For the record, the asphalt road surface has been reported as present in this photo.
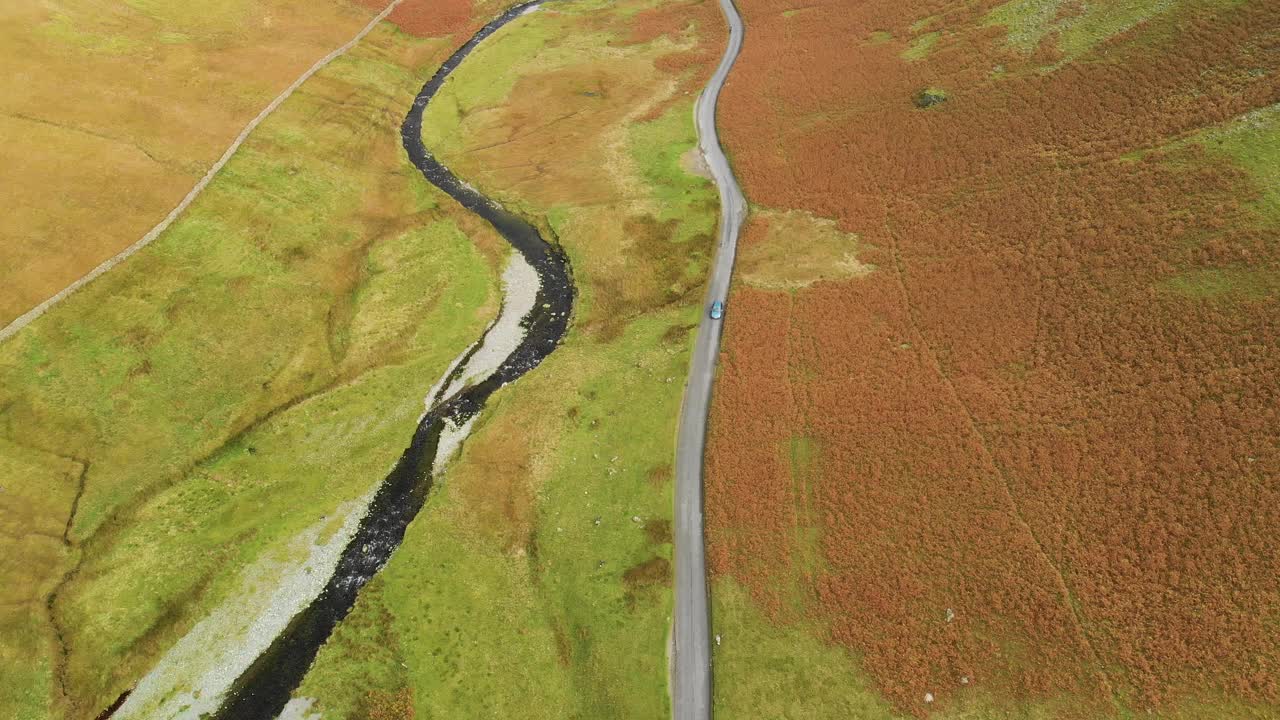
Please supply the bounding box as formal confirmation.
[673,0,746,718]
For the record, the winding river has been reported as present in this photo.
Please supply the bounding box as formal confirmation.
[206,2,573,717]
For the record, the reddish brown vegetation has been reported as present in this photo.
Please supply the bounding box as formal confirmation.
[623,556,672,609]
[708,0,1280,715]
[356,0,475,37]
[623,0,726,121]
[627,0,722,47]
[360,687,415,720]
[624,556,672,587]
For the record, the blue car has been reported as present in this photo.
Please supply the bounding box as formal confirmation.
[710,300,725,320]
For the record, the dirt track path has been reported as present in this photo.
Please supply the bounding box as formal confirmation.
[0,0,406,346]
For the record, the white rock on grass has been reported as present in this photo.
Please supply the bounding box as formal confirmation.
[112,489,377,720]
[435,415,478,471]
[276,697,323,720]
[430,253,540,408]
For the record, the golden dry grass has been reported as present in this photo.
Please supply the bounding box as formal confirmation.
[0,0,378,326]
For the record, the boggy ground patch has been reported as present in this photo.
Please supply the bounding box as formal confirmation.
[451,402,540,555]
[358,687,416,720]
[583,214,712,340]
[737,208,873,291]
[622,556,671,608]
[428,49,680,207]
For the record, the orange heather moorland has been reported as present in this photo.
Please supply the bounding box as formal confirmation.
[707,0,1280,716]
[356,0,479,37]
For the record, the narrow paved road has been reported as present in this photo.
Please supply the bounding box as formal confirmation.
[673,1,745,718]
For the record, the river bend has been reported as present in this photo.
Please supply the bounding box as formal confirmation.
[207,2,572,717]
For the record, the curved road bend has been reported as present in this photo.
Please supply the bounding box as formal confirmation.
[673,0,746,719]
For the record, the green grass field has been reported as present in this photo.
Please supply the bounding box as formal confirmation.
[1150,102,1280,299]
[296,0,721,716]
[1200,102,1280,223]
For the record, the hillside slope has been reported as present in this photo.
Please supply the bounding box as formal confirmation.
[0,0,379,327]
[0,1,724,717]
[707,0,1280,717]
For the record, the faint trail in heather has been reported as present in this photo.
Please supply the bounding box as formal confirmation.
[880,216,1122,710]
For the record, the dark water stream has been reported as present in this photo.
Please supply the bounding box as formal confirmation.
[206,2,572,717]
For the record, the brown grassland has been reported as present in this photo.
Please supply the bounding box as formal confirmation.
[0,0,386,328]
[707,0,1280,717]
